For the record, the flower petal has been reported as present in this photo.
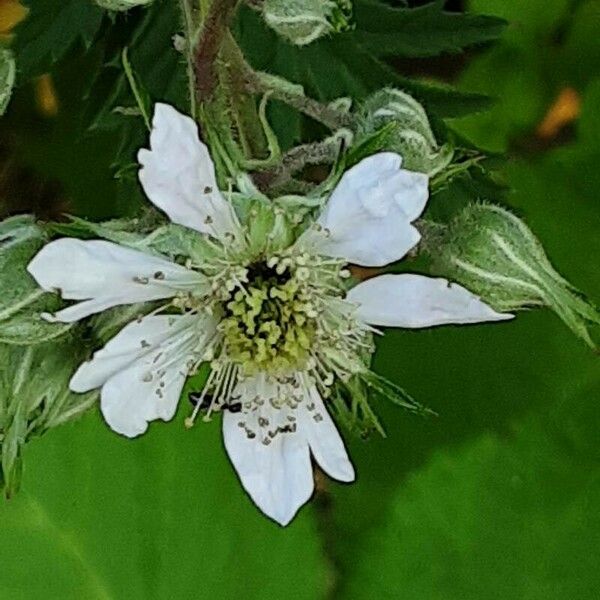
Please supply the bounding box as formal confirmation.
[223,380,313,526]
[70,313,202,392]
[27,239,204,322]
[71,314,214,438]
[302,152,429,267]
[138,103,238,238]
[347,273,513,328]
[300,387,354,483]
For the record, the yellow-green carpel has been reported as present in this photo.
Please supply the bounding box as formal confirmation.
[220,262,317,375]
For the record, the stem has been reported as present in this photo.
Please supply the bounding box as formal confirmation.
[220,32,268,159]
[193,0,240,103]
[252,138,341,192]
[178,0,198,116]
[246,70,354,130]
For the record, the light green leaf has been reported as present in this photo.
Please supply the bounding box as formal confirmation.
[0,410,328,598]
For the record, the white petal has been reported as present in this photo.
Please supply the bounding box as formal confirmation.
[100,359,187,438]
[71,314,215,438]
[27,239,204,322]
[311,219,422,269]
[347,273,513,328]
[138,103,238,238]
[223,398,313,526]
[302,152,429,267]
[70,313,201,392]
[300,387,354,483]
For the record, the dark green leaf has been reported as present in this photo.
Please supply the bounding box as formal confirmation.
[354,0,507,58]
[14,0,104,78]
[344,376,600,599]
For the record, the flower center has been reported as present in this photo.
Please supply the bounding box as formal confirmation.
[219,260,317,375]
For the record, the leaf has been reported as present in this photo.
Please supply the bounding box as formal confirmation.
[343,375,600,599]
[0,48,15,115]
[449,42,547,152]
[354,0,507,58]
[0,341,96,497]
[325,63,600,596]
[235,5,498,148]
[0,409,329,598]
[0,216,72,344]
[13,0,104,78]
[89,0,188,168]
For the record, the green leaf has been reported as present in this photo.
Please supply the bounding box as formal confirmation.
[89,0,187,168]
[0,216,72,344]
[354,0,507,58]
[14,0,104,78]
[469,0,570,45]
[0,48,16,116]
[236,3,498,150]
[0,341,96,498]
[449,43,547,152]
[343,376,600,599]
[0,410,328,598]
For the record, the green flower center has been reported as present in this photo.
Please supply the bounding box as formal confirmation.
[220,261,317,375]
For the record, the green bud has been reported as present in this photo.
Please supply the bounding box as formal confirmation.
[426,203,600,348]
[0,49,15,117]
[357,88,453,176]
[262,0,353,46]
[94,0,153,11]
[0,341,96,497]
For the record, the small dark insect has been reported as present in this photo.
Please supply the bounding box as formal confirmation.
[188,392,242,413]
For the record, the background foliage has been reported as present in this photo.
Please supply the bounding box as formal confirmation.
[0,0,598,598]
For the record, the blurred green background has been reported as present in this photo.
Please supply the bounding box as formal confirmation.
[0,0,599,598]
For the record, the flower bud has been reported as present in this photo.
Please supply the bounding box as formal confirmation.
[94,0,153,11]
[262,0,353,46]
[426,203,600,348]
[357,88,453,176]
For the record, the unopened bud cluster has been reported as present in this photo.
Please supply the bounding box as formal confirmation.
[262,0,353,46]
[427,203,600,347]
[357,88,453,176]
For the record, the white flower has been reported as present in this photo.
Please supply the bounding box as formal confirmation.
[27,104,512,526]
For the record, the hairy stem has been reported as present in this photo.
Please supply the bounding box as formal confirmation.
[252,138,342,192]
[194,0,240,103]
[220,32,268,159]
[246,70,354,130]
[178,0,198,116]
